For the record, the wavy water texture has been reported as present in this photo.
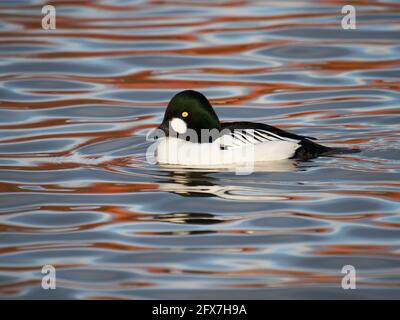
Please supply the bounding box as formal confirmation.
[0,0,400,299]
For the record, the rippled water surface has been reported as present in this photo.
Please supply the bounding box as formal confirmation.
[1,0,400,299]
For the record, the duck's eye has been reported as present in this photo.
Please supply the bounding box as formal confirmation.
[181,111,189,118]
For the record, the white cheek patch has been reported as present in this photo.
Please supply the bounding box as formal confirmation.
[170,117,187,134]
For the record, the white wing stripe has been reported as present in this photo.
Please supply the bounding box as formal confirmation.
[232,130,269,144]
[233,132,248,145]
[258,129,299,142]
[245,130,272,142]
[258,129,283,140]
[254,130,277,141]
[219,128,300,149]
[236,131,249,142]
[242,130,259,143]
[253,132,271,142]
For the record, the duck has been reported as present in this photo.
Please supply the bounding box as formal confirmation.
[153,90,338,166]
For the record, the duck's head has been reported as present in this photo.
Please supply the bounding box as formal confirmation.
[157,90,221,141]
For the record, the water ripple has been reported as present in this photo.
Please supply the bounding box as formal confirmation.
[0,0,400,299]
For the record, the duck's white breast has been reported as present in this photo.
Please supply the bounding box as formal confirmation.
[156,137,300,166]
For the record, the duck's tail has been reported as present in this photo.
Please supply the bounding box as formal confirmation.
[293,139,361,160]
[321,146,361,156]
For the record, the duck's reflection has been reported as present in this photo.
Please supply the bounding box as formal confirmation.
[153,212,228,225]
[156,160,300,200]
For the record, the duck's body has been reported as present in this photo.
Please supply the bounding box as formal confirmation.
[157,137,299,166]
[154,90,334,166]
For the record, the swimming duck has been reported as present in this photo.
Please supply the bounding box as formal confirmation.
[154,90,334,166]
